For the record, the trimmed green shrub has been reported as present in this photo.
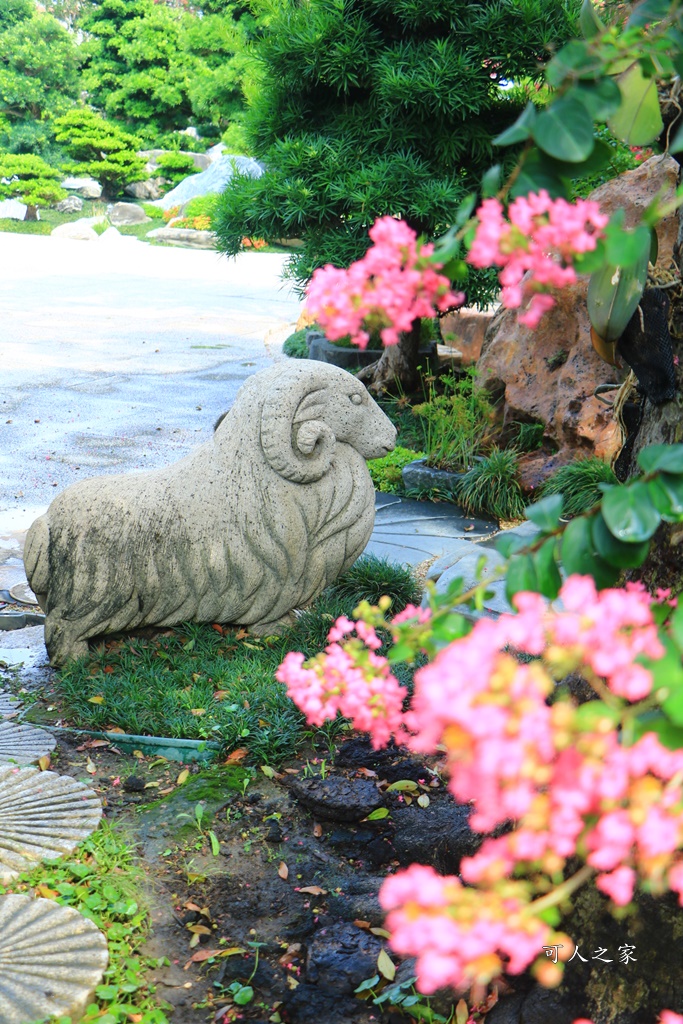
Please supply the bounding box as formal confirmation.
[540,456,619,517]
[153,152,201,192]
[282,329,309,358]
[368,446,425,494]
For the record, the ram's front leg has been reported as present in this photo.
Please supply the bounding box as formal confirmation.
[43,613,90,667]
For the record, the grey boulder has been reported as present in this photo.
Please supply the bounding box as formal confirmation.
[55,196,83,214]
[60,177,102,200]
[106,202,150,226]
[155,154,264,210]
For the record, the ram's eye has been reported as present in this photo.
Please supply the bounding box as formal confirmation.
[350,393,363,405]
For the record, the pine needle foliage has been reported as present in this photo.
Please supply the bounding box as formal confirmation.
[214,0,579,294]
[540,456,619,517]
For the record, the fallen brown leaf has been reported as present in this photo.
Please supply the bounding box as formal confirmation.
[35,884,58,899]
[211,624,225,635]
[356,767,377,778]
[88,695,105,704]
[353,919,370,930]
[37,755,51,771]
[176,768,190,786]
[313,823,323,838]
[298,885,326,896]
[85,757,97,775]
[190,708,206,716]
[278,862,289,880]
[213,690,228,701]
[283,768,299,775]
[224,748,248,765]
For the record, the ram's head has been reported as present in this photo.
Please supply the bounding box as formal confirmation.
[260,364,396,483]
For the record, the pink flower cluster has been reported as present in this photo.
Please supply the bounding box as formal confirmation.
[575,1016,683,1024]
[305,216,464,348]
[379,864,551,993]
[275,617,407,749]
[468,191,607,327]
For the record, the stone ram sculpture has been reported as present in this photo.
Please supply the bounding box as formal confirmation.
[24,362,397,667]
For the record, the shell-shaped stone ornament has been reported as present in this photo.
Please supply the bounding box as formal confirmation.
[0,721,56,764]
[0,894,109,1023]
[0,764,102,882]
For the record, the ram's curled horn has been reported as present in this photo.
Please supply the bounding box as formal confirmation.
[260,367,336,483]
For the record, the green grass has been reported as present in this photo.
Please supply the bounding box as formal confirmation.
[540,456,619,517]
[50,558,420,766]
[452,447,526,521]
[8,823,171,1024]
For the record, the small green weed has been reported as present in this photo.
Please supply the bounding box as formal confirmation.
[8,823,171,1024]
[452,447,526,521]
[412,368,494,472]
[509,421,545,452]
[356,971,455,1022]
[50,558,420,765]
[367,446,425,494]
[540,456,619,517]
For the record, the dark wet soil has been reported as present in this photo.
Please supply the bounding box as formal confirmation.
[46,732,481,1024]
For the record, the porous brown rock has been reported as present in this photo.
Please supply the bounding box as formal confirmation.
[477,155,680,481]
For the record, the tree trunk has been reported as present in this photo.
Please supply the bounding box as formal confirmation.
[357,318,424,393]
[24,205,38,222]
[620,202,683,595]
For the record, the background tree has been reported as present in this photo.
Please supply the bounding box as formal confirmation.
[78,0,193,139]
[0,8,80,158]
[0,154,67,220]
[213,0,580,387]
[53,108,147,196]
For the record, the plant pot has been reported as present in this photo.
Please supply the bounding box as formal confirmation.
[40,725,221,763]
[401,458,467,492]
[306,330,437,371]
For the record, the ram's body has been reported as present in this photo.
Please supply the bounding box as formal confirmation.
[24,363,397,666]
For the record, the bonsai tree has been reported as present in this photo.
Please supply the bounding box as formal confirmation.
[0,153,66,220]
[152,151,200,194]
[213,0,580,388]
[53,108,147,198]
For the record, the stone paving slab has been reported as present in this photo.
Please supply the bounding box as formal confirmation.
[367,494,497,567]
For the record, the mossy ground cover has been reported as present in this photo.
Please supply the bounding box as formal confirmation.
[46,558,420,767]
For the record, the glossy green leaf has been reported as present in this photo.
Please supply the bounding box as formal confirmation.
[545,40,593,87]
[533,537,562,599]
[505,553,538,603]
[670,602,683,651]
[481,164,502,198]
[366,807,390,820]
[561,515,619,587]
[496,532,533,557]
[627,0,672,27]
[591,512,650,567]
[604,222,653,269]
[580,0,605,37]
[637,444,683,475]
[510,150,570,200]
[608,63,664,145]
[601,481,662,542]
[493,102,536,146]
[574,238,607,274]
[647,473,683,521]
[532,96,595,162]
[586,238,649,342]
[573,79,621,120]
[526,494,564,532]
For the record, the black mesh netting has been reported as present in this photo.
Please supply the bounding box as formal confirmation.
[617,287,676,405]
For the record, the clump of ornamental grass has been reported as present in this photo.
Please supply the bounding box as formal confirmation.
[540,456,618,517]
[452,447,526,521]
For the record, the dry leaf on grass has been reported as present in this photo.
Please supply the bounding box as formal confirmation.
[224,748,248,765]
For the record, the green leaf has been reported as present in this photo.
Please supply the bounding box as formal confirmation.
[545,39,593,87]
[575,700,622,730]
[580,0,605,38]
[233,985,254,1006]
[608,63,664,146]
[208,830,220,857]
[496,533,534,557]
[494,102,536,146]
[561,516,619,588]
[366,807,390,820]
[604,222,653,269]
[632,711,683,749]
[386,779,419,792]
[355,975,381,994]
[627,0,672,27]
[601,481,662,542]
[587,244,649,342]
[637,444,683,475]
[377,948,396,981]
[671,602,683,651]
[481,163,502,198]
[645,636,683,706]
[526,493,564,532]
[505,553,538,604]
[537,906,562,927]
[669,121,683,154]
[532,96,595,162]
[591,512,651,568]
[431,612,470,643]
[510,150,570,200]
[647,473,683,521]
[573,79,621,120]
[574,238,607,274]
[533,538,562,599]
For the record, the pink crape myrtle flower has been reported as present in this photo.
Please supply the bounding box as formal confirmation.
[305,216,464,349]
[468,191,607,327]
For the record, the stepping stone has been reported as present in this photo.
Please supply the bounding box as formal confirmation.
[0,764,102,882]
[0,894,108,1023]
[367,496,496,567]
[0,722,55,765]
[0,691,22,720]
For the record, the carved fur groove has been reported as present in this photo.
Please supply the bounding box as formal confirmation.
[24,363,397,667]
